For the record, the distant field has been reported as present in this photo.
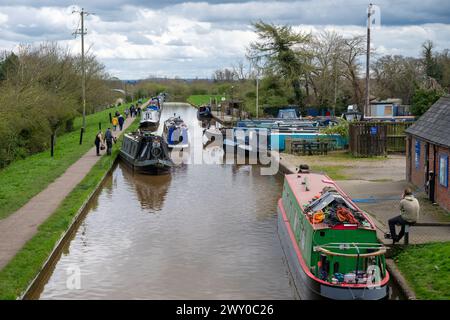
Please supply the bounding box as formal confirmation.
[187,95,227,107]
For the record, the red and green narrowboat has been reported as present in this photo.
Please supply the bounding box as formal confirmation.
[277,171,389,300]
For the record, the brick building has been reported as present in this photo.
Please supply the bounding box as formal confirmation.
[405,95,450,211]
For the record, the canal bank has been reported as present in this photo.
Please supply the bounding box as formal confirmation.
[0,114,140,299]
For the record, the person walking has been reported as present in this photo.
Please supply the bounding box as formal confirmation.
[130,105,134,118]
[137,106,141,117]
[112,116,118,131]
[94,131,104,156]
[118,114,125,131]
[386,188,420,244]
[104,128,113,155]
[124,108,129,119]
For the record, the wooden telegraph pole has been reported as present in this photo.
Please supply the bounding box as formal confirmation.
[73,8,90,144]
[365,3,373,118]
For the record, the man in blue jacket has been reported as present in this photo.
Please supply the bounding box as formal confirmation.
[118,114,125,131]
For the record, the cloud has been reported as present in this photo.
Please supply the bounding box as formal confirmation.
[0,1,449,79]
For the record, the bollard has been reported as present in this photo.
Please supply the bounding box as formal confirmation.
[51,134,55,157]
[99,122,102,130]
[404,225,410,245]
[79,127,84,145]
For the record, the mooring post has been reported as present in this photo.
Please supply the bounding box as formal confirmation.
[79,127,84,145]
[51,134,55,158]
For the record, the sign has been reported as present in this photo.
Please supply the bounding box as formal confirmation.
[415,140,421,169]
[370,126,377,135]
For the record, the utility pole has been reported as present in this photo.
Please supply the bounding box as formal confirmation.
[73,8,90,144]
[365,3,373,118]
[256,76,259,119]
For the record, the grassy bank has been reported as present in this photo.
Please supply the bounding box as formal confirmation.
[0,101,137,220]
[393,242,450,300]
[0,118,140,299]
[187,95,226,107]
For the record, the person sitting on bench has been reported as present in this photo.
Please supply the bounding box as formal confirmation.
[385,188,420,243]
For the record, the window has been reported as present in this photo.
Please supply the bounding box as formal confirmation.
[415,140,421,169]
[439,154,448,188]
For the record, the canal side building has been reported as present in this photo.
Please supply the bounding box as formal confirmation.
[405,95,450,211]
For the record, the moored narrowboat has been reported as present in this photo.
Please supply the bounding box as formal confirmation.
[163,116,189,149]
[197,105,212,119]
[120,130,174,174]
[140,104,161,131]
[277,171,389,300]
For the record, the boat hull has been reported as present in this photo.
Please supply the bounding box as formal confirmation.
[139,120,160,131]
[277,205,388,300]
[119,151,173,174]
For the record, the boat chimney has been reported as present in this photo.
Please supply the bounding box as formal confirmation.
[297,164,310,174]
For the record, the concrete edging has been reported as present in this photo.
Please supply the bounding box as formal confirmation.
[19,156,120,300]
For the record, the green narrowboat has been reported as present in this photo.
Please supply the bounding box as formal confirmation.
[277,171,389,300]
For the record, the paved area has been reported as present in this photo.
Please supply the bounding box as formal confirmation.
[211,111,239,126]
[0,116,135,270]
[279,152,450,245]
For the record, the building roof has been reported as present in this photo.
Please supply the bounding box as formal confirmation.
[405,95,450,148]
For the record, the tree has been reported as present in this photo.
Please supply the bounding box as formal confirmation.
[410,88,443,117]
[422,40,442,81]
[372,55,422,104]
[309,31,346,108]
[247,21,313,110]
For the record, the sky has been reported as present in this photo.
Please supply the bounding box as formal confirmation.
[0,0,449,79]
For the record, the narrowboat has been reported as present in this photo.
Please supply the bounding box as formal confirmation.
[140,104,161,131]
[162,116,189,149]
[120,130,174,174]
[277,171,389,300]
[197,105,212,119]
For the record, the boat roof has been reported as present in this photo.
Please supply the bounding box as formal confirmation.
[284,173,376,231]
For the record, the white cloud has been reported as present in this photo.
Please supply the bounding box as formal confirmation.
[0,1,449,79]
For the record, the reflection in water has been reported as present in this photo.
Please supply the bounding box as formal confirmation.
[119,162,172,212]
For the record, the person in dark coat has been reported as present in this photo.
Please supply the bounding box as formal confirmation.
[105,128,113,155]
[118,114,125,131]
[94,131,104,156]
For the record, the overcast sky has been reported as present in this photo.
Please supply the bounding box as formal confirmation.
[0,0,449,79]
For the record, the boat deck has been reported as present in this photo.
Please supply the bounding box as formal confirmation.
[284,173,376,231]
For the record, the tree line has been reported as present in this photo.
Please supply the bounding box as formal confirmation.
[0,43,120,168]
[210,22,449,117]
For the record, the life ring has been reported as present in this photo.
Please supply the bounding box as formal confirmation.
[151,146,162,158]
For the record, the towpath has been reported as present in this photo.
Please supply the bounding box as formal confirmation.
[0,114,137,270]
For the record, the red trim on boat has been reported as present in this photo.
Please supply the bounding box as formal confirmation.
[278,198,390,288]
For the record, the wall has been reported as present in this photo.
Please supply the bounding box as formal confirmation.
[406,135,450,211]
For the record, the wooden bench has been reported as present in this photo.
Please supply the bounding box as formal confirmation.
[291,140,329,156]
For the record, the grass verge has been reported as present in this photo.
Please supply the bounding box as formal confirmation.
[393,242,450,300]
[310,164,349,180]
[187,95,227,107]
[0,119,139,300]
[0,101,138,220]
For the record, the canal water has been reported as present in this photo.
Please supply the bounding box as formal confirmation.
[29,103,403,300]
